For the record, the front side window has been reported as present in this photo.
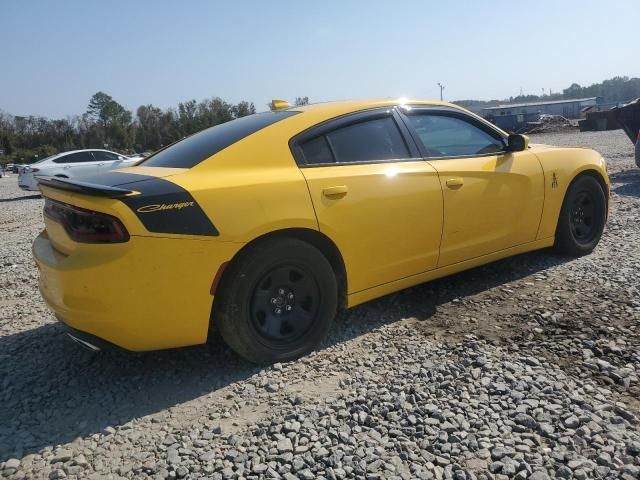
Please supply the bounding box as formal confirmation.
[406,114,504,157]
[93,151,120,161]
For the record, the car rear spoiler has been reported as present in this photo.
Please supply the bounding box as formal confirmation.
[611,98,640,144]
[36,176,134,198]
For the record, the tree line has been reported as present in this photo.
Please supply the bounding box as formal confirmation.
[2,76,638,164]
[0,92,258,164]
[455,76,640,109]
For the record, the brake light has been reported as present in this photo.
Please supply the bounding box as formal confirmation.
[44,199,129,243]
[31,168,40,173]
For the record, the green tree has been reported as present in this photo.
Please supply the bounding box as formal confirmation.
[232,101,256,118]
[85,92,132,148]
[87,91,131,127]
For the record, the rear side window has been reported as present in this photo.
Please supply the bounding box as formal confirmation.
[299,136,333,165]
[298,116,410,165]
[406,114,504,157]
[141,111,298,168]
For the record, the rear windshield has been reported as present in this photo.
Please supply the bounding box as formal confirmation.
[140,110,299,168]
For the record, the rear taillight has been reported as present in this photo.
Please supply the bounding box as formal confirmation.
[44,199,129,243]
[31,168,40,173]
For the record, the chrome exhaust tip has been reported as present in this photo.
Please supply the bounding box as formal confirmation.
[67,333,101,352]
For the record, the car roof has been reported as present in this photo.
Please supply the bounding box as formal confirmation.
[273,98,488,133]
[57,149,116,155]
[36,149,119,162]
[287,98,454,115]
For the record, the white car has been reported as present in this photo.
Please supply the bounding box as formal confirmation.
[18,149,143,191]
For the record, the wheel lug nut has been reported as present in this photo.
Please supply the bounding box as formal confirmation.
[270,298,277,304]
[278,288,285,295]
[286,305,292,311]
[288,293,294,300]
[275,308,282,314]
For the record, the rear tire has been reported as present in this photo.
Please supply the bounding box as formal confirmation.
[214,238,338,364]
[554,175,606,256]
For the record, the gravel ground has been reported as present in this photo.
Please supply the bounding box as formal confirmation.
[1,129,639,480]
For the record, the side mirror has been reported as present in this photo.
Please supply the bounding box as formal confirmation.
[506,134,529,152]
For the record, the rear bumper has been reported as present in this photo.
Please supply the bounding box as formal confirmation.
[19,183,39,191]
[33,230,240,351]
[18,173,38,191]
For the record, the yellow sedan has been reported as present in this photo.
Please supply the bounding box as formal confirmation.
[33,99,609,363]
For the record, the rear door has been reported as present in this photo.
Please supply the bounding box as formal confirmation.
[400,108,545,266]
[295,108,443,294]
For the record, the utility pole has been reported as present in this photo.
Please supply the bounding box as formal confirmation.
[437,82,445,101]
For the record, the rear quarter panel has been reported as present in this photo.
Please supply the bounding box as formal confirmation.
[532,145,609,240]
[172,119,320,243]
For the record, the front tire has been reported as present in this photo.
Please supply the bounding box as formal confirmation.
[214,238,338,364]
[554,175,606,256]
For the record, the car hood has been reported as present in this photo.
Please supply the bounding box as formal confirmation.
[528,143,584,152]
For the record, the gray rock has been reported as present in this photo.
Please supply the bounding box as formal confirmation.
[4,459,20,469]
[555,466,572,479]
[298,469,315,480]
[563,415,580,429]
[528,472,551,480]
[253,463,268,473]
[167,449,181,465]
[514,413,538,430]
[51,449,73,463]
[596,452,611,466]
[277,438,293,453]
[176,466,189,478]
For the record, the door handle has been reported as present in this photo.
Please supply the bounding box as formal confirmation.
[98,163,104,166]
[63,166,71,169]
[445,177,464,188]
[322,185,348,198]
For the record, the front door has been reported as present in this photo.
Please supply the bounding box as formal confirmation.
[93,150,125,173]
[401,110,545,266]
[295,110,443,294]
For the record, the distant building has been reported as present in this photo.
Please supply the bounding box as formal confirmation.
[482,97,601,117]
[481,97,603,131]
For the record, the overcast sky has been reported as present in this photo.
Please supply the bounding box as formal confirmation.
[2,0,639,118]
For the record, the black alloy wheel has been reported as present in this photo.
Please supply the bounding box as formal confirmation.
[250,264,320,345]
[555,174,606,256]
[214,237,338,364]
[569,191,598,244]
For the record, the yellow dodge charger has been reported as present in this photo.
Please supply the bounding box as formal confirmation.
[33,99,609,363]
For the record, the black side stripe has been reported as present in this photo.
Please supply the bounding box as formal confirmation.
[46,171,219,237]
[121,178,219,237]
